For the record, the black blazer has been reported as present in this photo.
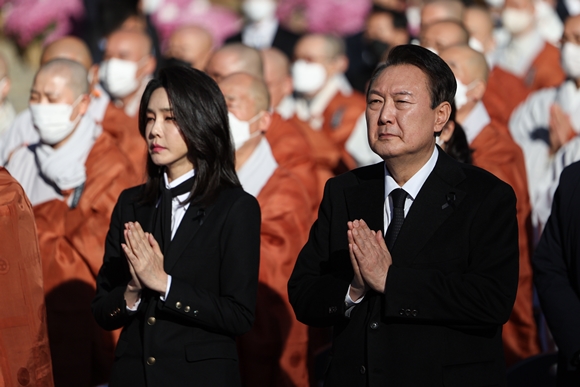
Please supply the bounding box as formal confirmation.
[288,148,519,387]
[226,24,300,60]
[533,161,580,386]
[92,185,261,387]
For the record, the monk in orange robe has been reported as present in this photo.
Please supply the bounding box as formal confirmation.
[0,168,54,387]
[266,112,319,212]
[442,45,539,365]
[220,73,312,386]
[6,59,140,386]
[483,66,530,131]
[99,29,156,183]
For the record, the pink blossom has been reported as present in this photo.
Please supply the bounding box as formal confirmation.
[3,0,84,47]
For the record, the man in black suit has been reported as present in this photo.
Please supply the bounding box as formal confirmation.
[225,0,299,59]
[288,44,519,386]
[534,161,580,386]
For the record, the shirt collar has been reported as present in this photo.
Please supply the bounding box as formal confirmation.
[164,169,195,189]
[384,146,438,200]
[462,101,491,144]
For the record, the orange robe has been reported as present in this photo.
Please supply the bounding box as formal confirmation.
[0,168,54,387]
[485,43,565,130]
[102,102,148,183]
[266,112,319,212]
[471,122,540,365]
[237,167,312,387]
[290,90,367,200]
[33,132,140,387]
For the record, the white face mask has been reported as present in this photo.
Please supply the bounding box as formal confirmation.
[469,37,485,53]
[501,8,534,35]
[454,78,477,110]
[142,0,164,14]
[30,96,83,145]
[228,111,262,150]
[562,42,580,79]
[242,0,277,22]
[292,60,327,94]
[99,58,141,98]
[486,0,504,8]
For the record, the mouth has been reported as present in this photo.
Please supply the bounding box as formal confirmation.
[150,144,166,153]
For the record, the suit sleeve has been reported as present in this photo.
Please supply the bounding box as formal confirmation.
[92,189,136,331]
[161,194,261,336]
[383,182,519,326]
[533,165,580,371]
[288,178,352,327]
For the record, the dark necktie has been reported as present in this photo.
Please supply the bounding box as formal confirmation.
[153,176,195,255]
[385,188,407,250]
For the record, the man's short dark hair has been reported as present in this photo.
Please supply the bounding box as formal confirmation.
[367,44,456,109]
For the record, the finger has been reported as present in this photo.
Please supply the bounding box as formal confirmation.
[349,243,362,277]
[347,221,354,230]
[347,229,355,245]
[375,230,389,251]
[148,233,163,257]
[121,243,137,264]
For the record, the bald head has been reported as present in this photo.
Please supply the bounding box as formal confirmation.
[35,58,89,99]
[219,72,270,116]
[205,43,263,83]
[441,45,489,84]
[261,48,292,108]
[105,29,153,61]
[41,36,93,70]
[421,0,465,28]
[295,33,346,60]
[166,25,214,70]
[421,20,469,54]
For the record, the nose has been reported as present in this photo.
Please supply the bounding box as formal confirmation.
[379,99,395,125]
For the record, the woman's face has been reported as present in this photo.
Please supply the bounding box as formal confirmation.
[145,87,193,179]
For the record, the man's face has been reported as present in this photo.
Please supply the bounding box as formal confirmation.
[420,22,465,54]
[104,33,150,79]
[205,51,242,84]
[294,36,338,80]
[366,13,397,44]
[366,64,443,161]
[562,16,580,45]
[166,30,211,70]
[219,78,260,129]
[30,72,75,106]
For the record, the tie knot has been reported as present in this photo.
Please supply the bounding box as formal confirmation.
[390,188,407,209]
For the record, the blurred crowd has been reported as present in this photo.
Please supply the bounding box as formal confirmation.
[1,0,579,385]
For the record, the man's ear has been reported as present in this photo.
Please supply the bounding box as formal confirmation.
[434,101,451,133]
[439,119,456,143]
[258,110,272,133]
[139,55,157,78]
[331,55,349,75]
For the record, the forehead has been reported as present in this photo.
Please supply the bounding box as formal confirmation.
[106,33,144,57]
[148,87,169,107]
[425,23,462,43]
[370,64,431,96]
[219,78,252,101]
[295,36,326,56]
[440,48,466,71]
[33,71,70,93]
[565,16,580,34]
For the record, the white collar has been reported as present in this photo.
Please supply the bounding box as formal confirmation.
[294,74,353,129]
[556,80,580,133]
[237,137,278,197]
[164,168,195,202]
[462,101,491,144]
[498,29,545,76]
[384,146,438,201]
[242,18,278,49]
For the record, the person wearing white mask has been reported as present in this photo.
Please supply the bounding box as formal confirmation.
[218,72,312,387]
[225,0,299,59]
[5,58,139,387]
[510,15,580,233]
[496,0,565,94]
[463,5,502,68]
[0,54,15,136]
[419,19,469,55]
[99,29,155,181]
[440,44,539,367]
[290,33,368,196]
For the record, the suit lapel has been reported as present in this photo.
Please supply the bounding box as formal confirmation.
[390,150,467,264]
[164,201,216,273]
[344,163,385,233]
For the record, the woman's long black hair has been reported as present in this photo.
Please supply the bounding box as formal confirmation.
[137,66,240,206]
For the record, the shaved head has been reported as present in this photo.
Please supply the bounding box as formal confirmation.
[105,29,153,61]
[205,43,263,83]
[166,25,214,70]
[440,45,489,83]
[220,72,270,114]
[421,0,465,27]
[296,33,346,60]
[421,20,469,54]
[261,48,292,108]
[36,58,89,99]
[41,36,93,70]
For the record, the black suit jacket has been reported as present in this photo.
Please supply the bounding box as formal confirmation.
[288,148,519,387]
[533,161,580,386]
[92,185,261,387]
[226,23,300,60]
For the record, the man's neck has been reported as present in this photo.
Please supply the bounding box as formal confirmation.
[235,135,263,171]
[384,148,434,186]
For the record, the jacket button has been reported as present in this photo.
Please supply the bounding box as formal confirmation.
[193,310,199,317]
[328,306,337,313]
[147,357,156,365]
[184,306,191,313]
[360,365,366,374]
[147,317,156,325]
[399,309,405,316]
[405,309,411,316]
[370,321,379,329]
[412,309,418,317]
[175,302,182,309]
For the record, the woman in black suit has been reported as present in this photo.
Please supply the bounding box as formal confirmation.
[92,66,261,386]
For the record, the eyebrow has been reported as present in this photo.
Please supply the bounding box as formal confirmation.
[147,107,173,113]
